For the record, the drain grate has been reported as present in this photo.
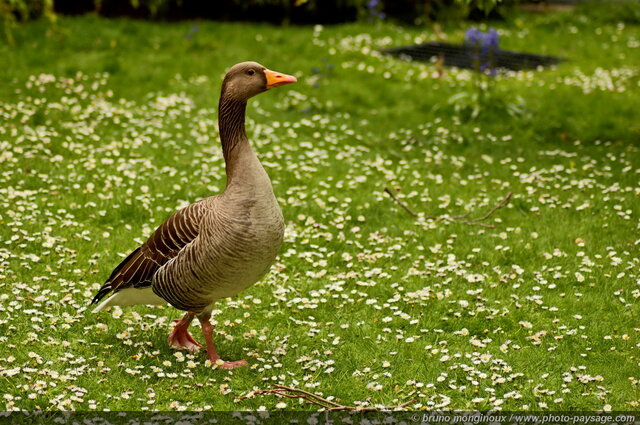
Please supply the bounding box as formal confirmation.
[382,42,565,71]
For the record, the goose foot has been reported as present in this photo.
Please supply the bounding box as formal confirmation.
[168,312,203,352]
[198,313,248,370]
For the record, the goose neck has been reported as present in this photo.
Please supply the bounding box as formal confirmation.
[218,96,248,163]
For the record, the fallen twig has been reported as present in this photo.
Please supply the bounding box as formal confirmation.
[467,191,512,222]
[238,384,415,411]
[384,187,513,228]
[383,187,418,217]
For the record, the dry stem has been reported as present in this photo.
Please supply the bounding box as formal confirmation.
[383,187,418,217]
[238,384,415,412]
[384,187,513,228]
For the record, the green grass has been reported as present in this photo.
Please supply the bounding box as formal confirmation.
[0,7,639,412]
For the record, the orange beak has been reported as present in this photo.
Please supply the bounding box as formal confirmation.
[264,69,297,89]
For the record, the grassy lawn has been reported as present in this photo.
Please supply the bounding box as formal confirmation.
[0,6,639,412]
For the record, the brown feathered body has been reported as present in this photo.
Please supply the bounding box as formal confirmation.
[91,63,285,315]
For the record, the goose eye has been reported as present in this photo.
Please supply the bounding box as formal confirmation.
[246,69,255,76]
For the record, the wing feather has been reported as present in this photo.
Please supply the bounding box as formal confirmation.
[91,202,206,306]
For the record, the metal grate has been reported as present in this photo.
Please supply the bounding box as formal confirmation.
[381,42,565,71]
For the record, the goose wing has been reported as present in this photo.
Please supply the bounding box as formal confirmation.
[91,201,206,305]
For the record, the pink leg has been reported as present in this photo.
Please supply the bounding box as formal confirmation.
[198,313,248,369]
[167,312,203,352]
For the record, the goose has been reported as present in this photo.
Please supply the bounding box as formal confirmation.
[91,62,296,369]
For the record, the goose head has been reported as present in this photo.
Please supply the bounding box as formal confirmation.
[221,61,297,101]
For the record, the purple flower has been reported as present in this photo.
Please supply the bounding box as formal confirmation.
[465,27,482,46]
[366,0,384,20]
[464,27,500,75]
[487,28,499,50]
[465,27,482,66]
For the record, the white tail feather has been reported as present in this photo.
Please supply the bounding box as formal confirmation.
[92,287,166,313]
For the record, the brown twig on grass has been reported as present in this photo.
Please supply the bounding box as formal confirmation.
[383,187,418,217]
[384,187,513,228]
[468,191,513,222]
[237,384,415,411]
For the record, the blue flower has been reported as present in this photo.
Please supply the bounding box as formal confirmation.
[487,28,499,50]
[464,27,482,47]
[464,27,500,75]
[366,0,384,20]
